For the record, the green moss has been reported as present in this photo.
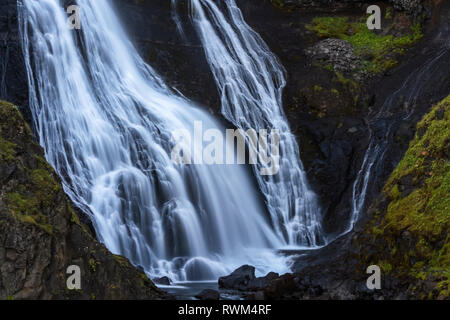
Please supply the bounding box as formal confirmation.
[385,7,393,20]
[0,137,17,162]
[366,95,450,298]
[270,0,291,11]
[89,258,99,272]
[334,72,360,109]
[0,100,32,137]
[335,72,359,93]
[389,184,401,200]
[139,272,154,288]
[69,206,81,225]
[313,85,323,94]
[384,96,450,238]
[378,260,393,273]
[4,155,62,235]
[306,16,423,74]
[306,17,351,39]
[113,254,130,267]
[6,192,54,234]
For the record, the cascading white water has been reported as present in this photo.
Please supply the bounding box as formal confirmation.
[189,0,325,247]
[19,0,292,281]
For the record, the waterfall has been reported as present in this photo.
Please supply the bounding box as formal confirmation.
[171,0,187,41]
[18,0,292,281]
[190,0,325,247]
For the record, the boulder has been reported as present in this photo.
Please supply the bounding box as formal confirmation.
[218,265,256,290]
[305,39,366,82]
[153,276,172,285]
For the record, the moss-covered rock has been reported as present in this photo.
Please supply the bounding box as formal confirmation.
[0,101,166,300]
[358,95,450,299]
[306,13,423,75]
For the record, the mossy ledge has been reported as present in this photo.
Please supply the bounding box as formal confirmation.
[358,95,450,299]
[306,12,423,75]
[0,100,166,299]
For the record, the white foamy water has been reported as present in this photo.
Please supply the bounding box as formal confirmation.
[19,0,292,281]
[190,0,325,246]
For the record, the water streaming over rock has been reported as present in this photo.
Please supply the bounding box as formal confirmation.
[19,0,294,281]
[348,31,450,234]
[190,0,325,247]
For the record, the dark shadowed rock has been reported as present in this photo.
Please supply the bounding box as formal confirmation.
[263,274,300,299]
[245,291,265,300]
[153,276,172,285]
[195,289,220,300]
[218,265,255,290]
[247,272,280,291]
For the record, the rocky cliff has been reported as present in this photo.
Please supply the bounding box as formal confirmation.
[241,95,448,300]
[0,100,166,299]
[356,95,449,299]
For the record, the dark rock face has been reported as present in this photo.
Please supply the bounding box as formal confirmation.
[271,0,375,12]
[390,0,428,15]
[247,272,280,291]
[195,289,220,300]
[0,101,166,300]
[272,0,428,16]
[0,0,29,122]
